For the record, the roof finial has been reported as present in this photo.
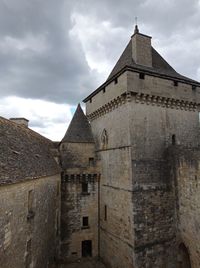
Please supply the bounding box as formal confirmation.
[134,16,139,34]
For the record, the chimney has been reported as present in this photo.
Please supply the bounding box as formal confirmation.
[131,25,152,67]
[9,117,29,127]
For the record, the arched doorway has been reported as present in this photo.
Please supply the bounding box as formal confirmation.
[178,243,192,268]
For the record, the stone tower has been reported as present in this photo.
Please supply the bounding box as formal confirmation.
[83,26,200,268]
[59,104,100,262]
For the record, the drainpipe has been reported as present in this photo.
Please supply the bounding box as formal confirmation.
[98,173,101,259]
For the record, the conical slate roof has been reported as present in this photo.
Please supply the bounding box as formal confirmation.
[62,104,94,143]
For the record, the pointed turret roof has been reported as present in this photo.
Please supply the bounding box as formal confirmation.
[62,104,94,143]
[83,28,200,103]
[107,40,196,82]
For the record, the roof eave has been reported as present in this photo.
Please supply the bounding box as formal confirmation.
[83,66,200,103]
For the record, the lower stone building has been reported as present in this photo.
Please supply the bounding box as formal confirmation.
[0,117,60,268]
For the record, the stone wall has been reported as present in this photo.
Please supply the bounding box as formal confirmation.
[60,174,99,261]
[129,93,199,267]
[86,72,128,115]
[89,102,135,268]
[169,147,200,268]
[60,141,100,262]
[127,71,200,104]
[85,47,200,267]
[0,174,60,268]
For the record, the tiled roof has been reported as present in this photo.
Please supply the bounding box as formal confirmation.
[61,104,94,143]
[83,36,200,102]
[0,116,60,185]
[107,39,198,83]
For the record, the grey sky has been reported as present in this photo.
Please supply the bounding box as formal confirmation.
[0,0,200,139]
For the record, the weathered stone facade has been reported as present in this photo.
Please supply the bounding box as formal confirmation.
[0,117,60,268]
[0,175,60,268]
[83,26,200,268]
[1,25,200,268]
[59,105,100,262]
[168,147,200,268]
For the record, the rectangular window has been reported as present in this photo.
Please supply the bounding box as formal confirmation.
[102,87,106,93]
[82,182,88,194]
[89,98,92,103]
[192,85,196,91]
[104,205,107,221]
[139,73,145,79]
[114,78,118,84]
[174,81,178,87]
[82,216,89,227]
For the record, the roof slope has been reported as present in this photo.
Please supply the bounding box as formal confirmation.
[62,104,94,143]
[107,39,198,84]
[0,117,59,185]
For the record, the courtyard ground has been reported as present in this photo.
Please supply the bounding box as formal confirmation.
[56,258,107,268]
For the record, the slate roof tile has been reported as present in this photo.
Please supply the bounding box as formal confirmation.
[0,116,60,185]
[62,104,94,143]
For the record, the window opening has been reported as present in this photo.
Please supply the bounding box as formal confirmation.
[139,73,145,79]
[104,205,107,221]
[89,157,94,166]
[82,240,92,257]
[172,134,176,145]
[82,182,88,194]
[82,216,89,227]
[174,81,178,87]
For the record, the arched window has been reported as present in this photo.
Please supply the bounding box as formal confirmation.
[172,134,176,145]
[101,129,108,149]
[178,243,191,268]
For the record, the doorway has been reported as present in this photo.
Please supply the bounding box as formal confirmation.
[178,243,192,268]
[82,240,92,257]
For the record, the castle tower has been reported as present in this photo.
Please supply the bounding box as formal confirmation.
[83,26,200,268]
[59,104,100,262]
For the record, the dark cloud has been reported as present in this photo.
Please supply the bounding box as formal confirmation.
[73,0,200,81]
[0,0,200,106]
[0,0,99,104]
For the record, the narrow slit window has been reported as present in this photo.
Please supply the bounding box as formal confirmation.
[28,190,34,213]
[27,190,35,220]
[172,134,176,145]
[104,205,107,221]
[57,181,60,196]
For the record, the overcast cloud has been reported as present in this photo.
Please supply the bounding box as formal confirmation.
[0,0,200,140]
